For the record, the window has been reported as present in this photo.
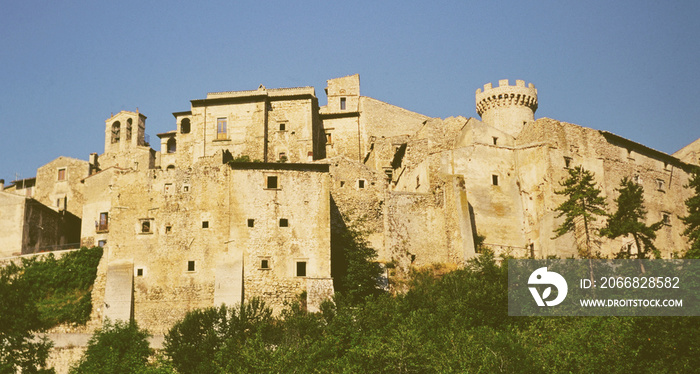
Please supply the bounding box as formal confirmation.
[247,219,254,227]
[140,219,153,234]
[98,240,107,247]
[633,174,640,184]
[340,97,346,110]
[180,118,191,134]
[564,157,572,169]
[202,221,209,229]
[358,179,365,189]
[260,258,270,269]
[164,183,173,194]
[167,138,176,153]
[217,118,227,140]
[656,179,665,192]
[183,184,190,193]
[278,152,287,162]
[98,212,109,232]
[266,175,279,189]
[492,137,498,145]
[187,261,196,272]
[340,181,345,188]
[325,132,332,144]
[279,122,286,131]
[136,268,144,277]
[307,151,313,161]
[279,218,289,227]
[662,212,671,225]
[296,261,307,277]
[165,225,172,234]
[57,168,66,181]
[492,175,499,186]
[111,121,121,143]
[126,118,133,141]
[384,168,393,180]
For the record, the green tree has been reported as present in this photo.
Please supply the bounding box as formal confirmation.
[601,177,662,259]
[553,166,608,258]
[0,263,54,374]
[680,171,700,258]
[70,320,167,374]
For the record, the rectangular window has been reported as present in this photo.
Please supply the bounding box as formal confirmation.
[279,218,289,227]
[296,261,307,277]
[165,225,172,234]
[358,179,365,189]
[564,157,572,169]
[217,118,227,140]
[492,137,498,145]
[98,212,109,232]
[266,175,278,189]
[279,122,286,131]
[656,179,665,191]
[492,175,499,186]
[340,97,346,110]
[279,152,286,162]
[57,168,66,181]
[247,219,255,227]
[140,219,153,234]
[662,212,671,225]
[98,240,107,247]
[164,183,173,194]
[136,268,144,277]
[325,133,332,144]
[260,258,270,269]
[202,221,209,229]
[187,261,196,272]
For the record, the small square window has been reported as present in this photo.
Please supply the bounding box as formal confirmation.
[662,213,671,225]
[140,219,153,234]
[340,97,346,110]
[202,221,209,229]
[296,261,307,277]
[183,185,190,193]
[564,157,572,169]
[98,240,107,247]
[358,179,365,189]
[247,219,255,227]
[165,225,172,234]
[656,179,665,191]
[57,168,66,181]
[260,259,270,269]
[187,261,195,272]
[279,218,289,227]
[279,152,287,162]
[136,268,144,277]
[266,175,279,189]
[279,122,286,131]
[492,175,499,186]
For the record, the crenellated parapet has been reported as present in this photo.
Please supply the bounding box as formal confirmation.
[475,79,538,137]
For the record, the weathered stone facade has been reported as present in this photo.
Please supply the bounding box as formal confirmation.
[1,75,699,371]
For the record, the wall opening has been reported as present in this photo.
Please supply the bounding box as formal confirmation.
[187,261,196,272]
[296,261,307,277]
[279,218,289,227]
[180,118,191,134]
[167,138,176,153]
[492,175,499,186]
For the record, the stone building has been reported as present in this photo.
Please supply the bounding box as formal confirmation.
[1,75,699,337]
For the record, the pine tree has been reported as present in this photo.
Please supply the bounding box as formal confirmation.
[601,177,662,259]
[553,166,608,258]
[680,171,700,259]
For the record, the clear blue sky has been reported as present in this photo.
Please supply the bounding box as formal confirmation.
[2,1,699,183]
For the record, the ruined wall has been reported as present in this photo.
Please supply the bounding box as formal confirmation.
[0,192,25,257]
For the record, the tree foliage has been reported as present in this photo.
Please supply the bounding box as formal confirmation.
[70,320,168,374]
[553,166,608,257]
[681,171,700,258]
[601,177,662,258]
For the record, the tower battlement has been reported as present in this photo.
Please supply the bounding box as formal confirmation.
[475,79,538,137]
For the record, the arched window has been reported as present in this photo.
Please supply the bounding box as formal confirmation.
[126,118,133,140]
[111,121,121,143]
[180,118,190,134]
[167,138,176,153]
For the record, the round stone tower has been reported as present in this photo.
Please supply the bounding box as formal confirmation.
[475,79,538,137]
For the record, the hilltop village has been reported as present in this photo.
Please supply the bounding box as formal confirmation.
[1,74,699,333]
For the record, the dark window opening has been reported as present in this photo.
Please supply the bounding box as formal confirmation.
[279,122,286,131]
[247,219,254,227]
[564,157,572,169]
[137,268,144,277]
[492,137,498,145]
[279,218,288,227]
[358,180,365,189]
[656,179,665,191]
[111,121,121,143]
[165,225,172,233]
[141,220,152,233]
[98,212,109,232]
[266,175,278,189]
[296,261,307,277]
[202,221,209,228]
[180,118,191,134]
[126,118,133,141]
[340,97,346,110]
[340,181,345,187]
[260,259,269,269]
[662,213,671,225]
[187,261,195,272]
[492,175,499,186]
[167,138,176,153]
